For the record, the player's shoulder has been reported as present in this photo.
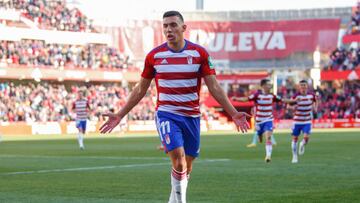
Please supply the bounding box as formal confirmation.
[146,42,168,58]
[186,40,209,55]
[250,90,260,97]
[292,93,300,98]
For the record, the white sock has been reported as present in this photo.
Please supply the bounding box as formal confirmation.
[291,141,297,156]
[265,141,272,157]
[170,168,188,203]
[77,133,84,148]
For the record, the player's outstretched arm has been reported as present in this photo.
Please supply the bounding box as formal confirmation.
[231,96,249,102]
[204,75,251,133]
[282,98,297,104]
[100,77,152,133]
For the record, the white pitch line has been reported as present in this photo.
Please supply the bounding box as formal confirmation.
[0,154,169,160]
[0,155,230,162]
[0,159,230,176]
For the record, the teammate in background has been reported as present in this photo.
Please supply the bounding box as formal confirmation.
[99,11,251,203]
[242,106,277,148]
[285,80,318,164]
[72,91,90,150]
[232,79,280,162]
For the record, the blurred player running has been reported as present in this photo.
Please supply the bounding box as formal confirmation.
[72,91,90,150]
[232,79,281,162]
[286,80,318,163]
[99,11,251,203]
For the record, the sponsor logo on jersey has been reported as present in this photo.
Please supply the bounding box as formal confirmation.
[161,59,168,64]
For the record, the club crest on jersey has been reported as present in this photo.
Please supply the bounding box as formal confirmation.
[187,55,193,64]
[208,56,214,69]
[165,134,171,144]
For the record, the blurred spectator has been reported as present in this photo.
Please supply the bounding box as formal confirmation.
[0,82,151,122]
[10,0,95,32]
[348,2,360,35]
[324,47,360,71]
[0,40,129,69]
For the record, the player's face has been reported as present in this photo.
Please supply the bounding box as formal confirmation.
[163,16,186,44]
[299,83,308,94]
[262,82,272,93]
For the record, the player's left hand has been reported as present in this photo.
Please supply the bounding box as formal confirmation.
[232,112,251,133]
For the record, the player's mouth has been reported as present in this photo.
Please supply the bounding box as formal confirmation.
[167,34,175,41]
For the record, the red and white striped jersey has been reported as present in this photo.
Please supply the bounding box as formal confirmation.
[141,40,216,117]
[292,93,316,124]
[248,92,282,124]
[72,99,90,121]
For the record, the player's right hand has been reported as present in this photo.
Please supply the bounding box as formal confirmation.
[100,113,122,133]
[232,112,252,133]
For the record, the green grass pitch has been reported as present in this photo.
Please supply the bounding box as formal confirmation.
[0,131,359,203]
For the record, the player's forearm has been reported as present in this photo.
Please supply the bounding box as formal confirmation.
[233,97,248,102]
[208,83,237,117]
[282,98,296,104]
[116,85,147,118]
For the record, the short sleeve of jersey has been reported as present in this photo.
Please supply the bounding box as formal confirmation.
[199,48,216,77]
[141,53,155,79]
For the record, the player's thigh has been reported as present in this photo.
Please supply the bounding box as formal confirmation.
[255,123,264,137]
[156,116,184,153]
[181,117,200,158]
[291,124,301,137]
[263,121,273,139]
[81,121,87,133]
[302,124,312,136]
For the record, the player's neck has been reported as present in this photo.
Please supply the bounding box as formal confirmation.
[262,90,270,94]
[167,39,186,52]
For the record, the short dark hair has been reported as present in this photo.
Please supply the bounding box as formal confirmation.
[299,80,308,84]
[260,79,270,86]
[163,11,184,22]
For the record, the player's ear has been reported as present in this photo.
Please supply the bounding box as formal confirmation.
[182,24,187,32]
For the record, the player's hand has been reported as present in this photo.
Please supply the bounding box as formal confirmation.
[232,112,251,133]
[100,113,122,133]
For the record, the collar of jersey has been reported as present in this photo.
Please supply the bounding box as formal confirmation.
[166,39,188,53]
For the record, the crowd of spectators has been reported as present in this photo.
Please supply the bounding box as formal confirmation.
[0,82,154,122]
[2,0,94,32]
[324,47,360,71]
[348,2,360,35]
[227,80,360,120]
[0,81,222,123]
[0,40,129,69]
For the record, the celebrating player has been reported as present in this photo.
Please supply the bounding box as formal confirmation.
[72,90,90,150]
[232,79,281,163]
[286,80,318,163]
[99,11,251,203]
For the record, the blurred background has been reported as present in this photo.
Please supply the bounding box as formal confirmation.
[1,0,360,136]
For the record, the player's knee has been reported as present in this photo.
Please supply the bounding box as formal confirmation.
[292,136,298,142]
[173,159,187,172]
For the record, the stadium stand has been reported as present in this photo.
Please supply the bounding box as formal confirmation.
[324,47,360,71]
[3,0,94,32]
[0,40,129,69]
[0,82,153,122]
